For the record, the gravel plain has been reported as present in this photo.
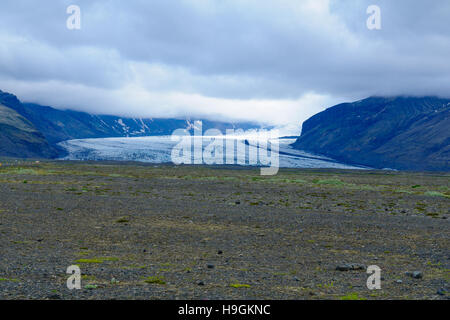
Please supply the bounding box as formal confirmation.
[0,161,448,300]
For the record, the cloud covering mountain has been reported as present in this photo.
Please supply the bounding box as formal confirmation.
[0,0,449,131]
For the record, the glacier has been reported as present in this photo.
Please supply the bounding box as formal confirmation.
[58,136,366,170]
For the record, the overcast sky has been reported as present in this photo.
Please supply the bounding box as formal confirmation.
[0,0,449,134]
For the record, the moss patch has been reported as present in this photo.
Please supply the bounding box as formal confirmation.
[229,283,251,288]
[340,292,366,300]
[143,276,166,285]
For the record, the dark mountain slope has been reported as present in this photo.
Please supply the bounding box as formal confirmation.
[0,104,58,158]
[292,96,450,171]
[0,90,262,145]
[0,89,265,158]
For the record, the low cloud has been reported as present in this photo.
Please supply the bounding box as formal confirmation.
[0,0,449,131]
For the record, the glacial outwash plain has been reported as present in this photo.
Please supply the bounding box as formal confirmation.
[0,161,448,300]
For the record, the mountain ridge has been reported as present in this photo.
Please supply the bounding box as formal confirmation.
[292,96,450,171]
[0,89,264,158]
[0,103,58,158]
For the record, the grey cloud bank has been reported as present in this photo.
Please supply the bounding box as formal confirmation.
[0,0,449,133]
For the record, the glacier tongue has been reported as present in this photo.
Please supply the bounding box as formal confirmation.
[58,136,364,169]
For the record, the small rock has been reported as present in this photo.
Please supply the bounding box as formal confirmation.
[396,280,403,284]
[406,271,423,279]
[350,263,366,270]
[437,288,446,296]
[293,276,300,282]
[336,263,366,271]
[336,264,351,271]
[197,281,205,286]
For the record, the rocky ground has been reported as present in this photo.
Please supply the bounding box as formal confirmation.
[0,160,448,300]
